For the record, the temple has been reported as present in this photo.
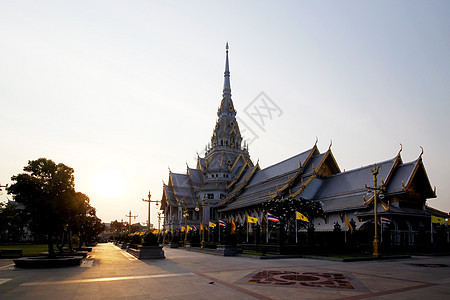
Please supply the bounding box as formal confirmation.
[160,45,447,247]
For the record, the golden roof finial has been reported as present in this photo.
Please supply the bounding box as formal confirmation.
[328,139,332,151]
[398,143,403,156]
[419,146,424,159]
[315,136,318,147]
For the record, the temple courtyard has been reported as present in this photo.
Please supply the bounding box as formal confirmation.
[0,243,449,299]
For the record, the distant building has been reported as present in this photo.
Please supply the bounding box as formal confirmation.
[160,45,447,246]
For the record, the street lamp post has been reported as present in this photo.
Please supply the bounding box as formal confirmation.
[157,212,161,233]
[157,212,162,242]
[125,211,138,234]
[197,195,211,248]
[162,213,167,244]
[142,190,159,232]
[183,201,188,247]
[365,164,384,257]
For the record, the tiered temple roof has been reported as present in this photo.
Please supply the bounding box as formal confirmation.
[160,45,444,225]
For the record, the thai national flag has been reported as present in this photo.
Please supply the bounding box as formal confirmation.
[192,225,197,231]
[267,212,280,222]
[219,220,226,227]
[381,217,391,225]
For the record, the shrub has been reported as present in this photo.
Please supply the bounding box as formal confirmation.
[143,232,159,246]
[130,234,142,245]
[172,235,180,243]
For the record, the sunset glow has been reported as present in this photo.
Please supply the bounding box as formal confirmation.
[93,171,127,199]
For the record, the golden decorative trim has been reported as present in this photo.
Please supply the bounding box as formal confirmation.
[291,174,315,197]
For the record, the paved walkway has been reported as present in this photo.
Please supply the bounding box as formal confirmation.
[0,243,449,299]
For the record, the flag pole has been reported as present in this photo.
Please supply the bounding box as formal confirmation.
[431,215,433,244]
[295,215,298,244]
[247,217,249,243]
[344,219,347,244]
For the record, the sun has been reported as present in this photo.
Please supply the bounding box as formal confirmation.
[93,171,127,199]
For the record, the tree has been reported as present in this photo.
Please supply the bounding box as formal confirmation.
[67,193,105,247]
[8,158,78,256]
[110,220,126,238]
[262,196,324,244]
[0,201,27,242]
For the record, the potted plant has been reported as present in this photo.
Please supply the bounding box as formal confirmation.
[169,235,181,248]
[139,232,165,259]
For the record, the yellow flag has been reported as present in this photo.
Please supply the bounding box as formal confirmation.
[209,221,216,228]
[248,216,258,223]
[187,225,192,232]
[432,216,445,224]
[345,214,354,234]
[231,219,236,234]
[296,211,309,222]
[200,223,204,230]
[165,229,169,234]
[170,228,173,234]
[181,226,186,232]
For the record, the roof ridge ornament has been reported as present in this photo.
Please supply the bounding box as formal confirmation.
[328,139,332,151]
[398,143,403,157]
[419,146,424,159]
[315,136,318,147]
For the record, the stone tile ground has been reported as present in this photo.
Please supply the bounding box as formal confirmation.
[0,243,449,299]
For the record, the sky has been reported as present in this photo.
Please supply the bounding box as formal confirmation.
[1,1,449,228]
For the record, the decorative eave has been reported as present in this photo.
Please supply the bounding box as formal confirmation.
[289,174,316,198]
[226,162,249,190]
[403,148,423,191]
[160,184,168,209]
[270,164,305,199]
[425,205,449,218]
[223,163,260,204]
[384,145,404,187]
[402,148,436,198]
[315,149,341,177]
[168,171,173,186]
[303,143,320,168]
[230,153,246,171]
[197,155,204,172]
